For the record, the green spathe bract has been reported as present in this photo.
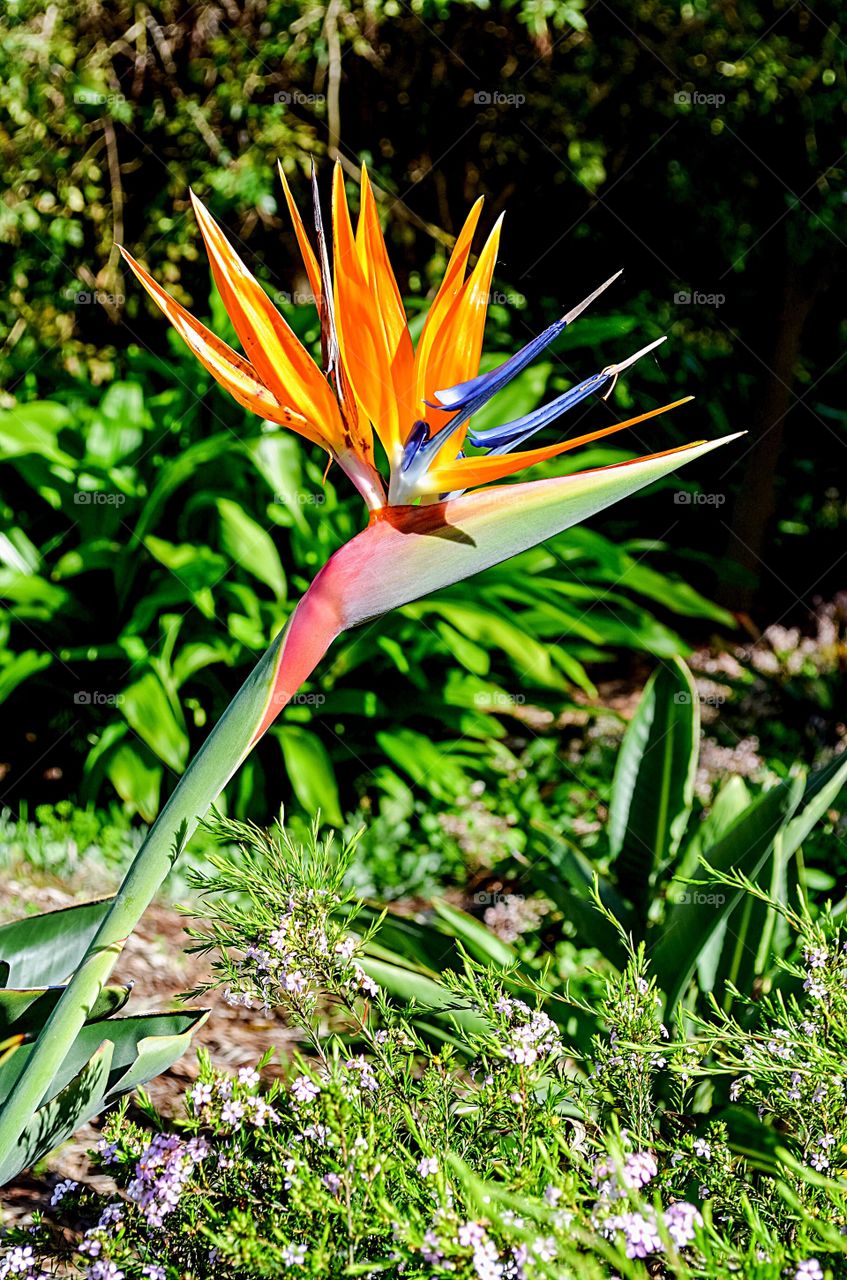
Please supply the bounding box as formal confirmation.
[0,435,739,1179]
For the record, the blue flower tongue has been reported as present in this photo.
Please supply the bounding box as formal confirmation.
[427,270,622,430]
[467,369,613,450]
[466,335,669,457]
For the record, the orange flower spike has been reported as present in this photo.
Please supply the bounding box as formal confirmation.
[421,213,503,467]
[277,161,322,305]
[331,164,404,465]
[188,191,342,446]
[414,195,484,417]
[356,164,416,427]
[420,397,695,494]
[118,246,325,448]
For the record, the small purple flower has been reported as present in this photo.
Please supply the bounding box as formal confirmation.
[795,1261,824,1280]
[292,1075,321,1104]
[663,1201,702,1248]
[50,1178,78,1207]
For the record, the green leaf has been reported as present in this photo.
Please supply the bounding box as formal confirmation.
[375,729,468,802]
[608,658,699,908]
[0,650,53,703]
[651,774,805,1008]
[0,1011,208,1109]
[105,740,163,822]
[431,899,516,968]
[782,749,847,857]
[359,957,486,1034]
[120,670,189,773]
[0,983,131,1039]
[274,725,342,826]
[0,1042,115,1185]
[217,497,286,599]
[0,402,75,466]
[0,898,114,988]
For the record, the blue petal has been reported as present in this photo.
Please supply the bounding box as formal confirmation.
[466,369,612,450]
[401,419,431,471]
[426,271,622,430]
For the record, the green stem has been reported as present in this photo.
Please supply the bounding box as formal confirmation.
[0,597,337,1160]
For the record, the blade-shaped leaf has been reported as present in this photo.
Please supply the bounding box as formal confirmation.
[0,1041,115,1185]
[651,773,805,1008]
[0,898,115,988]
[0,1010,208,1108]
[607,658,699,912]
[0,983,131,1039]
[274,725,342,826]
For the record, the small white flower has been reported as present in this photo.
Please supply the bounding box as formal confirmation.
[693,1138,711,1160]
[291,1075,321,1104]
[237,1066,260,1089]
[417,1156,438,1177]
[281,1243,307,1266]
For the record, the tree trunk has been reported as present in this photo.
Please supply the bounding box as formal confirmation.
[720,267,820,616]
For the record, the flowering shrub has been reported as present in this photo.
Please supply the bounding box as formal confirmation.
[5,817,847,1279]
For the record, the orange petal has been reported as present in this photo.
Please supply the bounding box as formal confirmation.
[422,213,503,466]
[277,161,322,305]
[356,164,416,424]
[421,397,694,493]
[189,191,342,442]
[332,164,404,460]
[414,196,484,415]
[119,246,327,448]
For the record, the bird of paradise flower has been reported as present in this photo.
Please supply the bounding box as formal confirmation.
[0,164,740,1164]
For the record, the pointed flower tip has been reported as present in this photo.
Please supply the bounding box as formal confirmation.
[608,335,668,376]
[562,269,623,325]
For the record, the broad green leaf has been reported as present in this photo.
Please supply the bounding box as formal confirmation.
[651,774,805,1008]
[608,658,699,908]
[105,741,163,822]
[431,899,516,968]
[676,775,752,882]
[0,402,75,466]
[120,670,189,773]
[0,984,131,1039]
[217,497,286,599]
[275,725,342,826]
[375,729,468,802]
[0,898,114,988]
[782,749,847,857]
[0,650,52,703]
[0,1011,208,1108]
[360,957,486,1034]
[0,1042,115,1185]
